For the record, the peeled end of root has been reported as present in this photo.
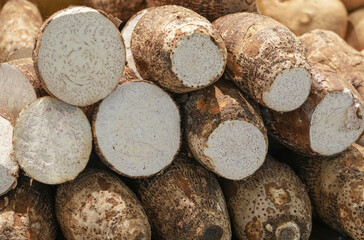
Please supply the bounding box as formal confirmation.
[204,120,267,180]
[13,97,92,184]
[0,63,37,116]
[275,221,301,240]
[263,68,311,112]
[37,7,125,106]
[171,33,225,90]
[310,90,364,156]
[95,81,181,178]
[0,116,18,196]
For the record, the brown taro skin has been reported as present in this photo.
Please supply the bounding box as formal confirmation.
[300,29,364,101]
[56,169,151,240]
[261,64,363,156]
[213,12,310,109]
[131,5,227,93]
[0,176,57,240]
[84,0,147,22]
[0,0,43,62]
[184,80,267,179]
[297,144,364,240]
[137,155,232,240]
[222,156,312,240]
[146,0,257,21]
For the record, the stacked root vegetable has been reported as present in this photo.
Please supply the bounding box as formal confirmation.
[0,0,364,240]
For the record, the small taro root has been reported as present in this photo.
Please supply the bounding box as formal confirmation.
[138,155,232,240]
[0,177,57,240]
[13,97,92,185]
[121,8,150,80]
[347,8,364,51]
[262,64,364,156]
[213,13,312,112]
[131,5,227,93]
[146,0,257,22]
[297,144,364,240]
[256,0,348,38]
[0,109,18,197]
[56,169,151,240]
[93,74,181,178]
[33,6,125,106]
[84,0,147,22]
[184,80,268,180]
[222,156,312,240]
[0,0,43,62]
[0,58,46,116]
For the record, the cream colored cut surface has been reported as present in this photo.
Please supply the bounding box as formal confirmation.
[37,7,125,106]
[204,120,267,180]
[95,82,180,177]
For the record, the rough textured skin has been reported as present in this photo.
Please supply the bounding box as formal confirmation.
[300,30,364,101]
[261,64,364,156]
[342,0,364,11]
[146,0,257,21]
[184,80,267,180]
[222,156,312,240]
[84,0,147,22]
[131,5,227,93]
[138,155,231,240]
[0,108,18,196]
[29,0,82,18]
[297,144,364,240]
[347,8,364,51]
[0,0,43,62]
[256,0,348,38]
[213,13,310,110]
[0,177,57,240]
[7,58,47,98]
[56,169,151,240]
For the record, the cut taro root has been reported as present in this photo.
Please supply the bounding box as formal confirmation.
[262,64,364,156]
[213,13,312,112]
[131,5,227,93]
[184,80,268,180]
[13,97,92,184]
[33,6,126,106]
[0,58,45,116]
[121,9,150,80]
[0,109,18,196]
[56,169,151,240]
[93,79,181,178]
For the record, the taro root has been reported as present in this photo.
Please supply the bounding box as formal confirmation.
[222,156,312,240]
[262,64,364,156]
[146,0,257,21]
[138,155,232,240]
[184,80,268,180]
[93,74,181,178]
[342,0,364,11]
[84,0,147,22]
[13,97,92,185]
[0,58,45,116]
[0,0,43,62]
[33,6,126,106]
[131,5,227,93]
[56,169,151,240]
[0,177,57,240]
[213,13,312,112]
[347,8,364,51]
[0,109,18,196]
[256,0,348,38]
[297,144,364,240]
